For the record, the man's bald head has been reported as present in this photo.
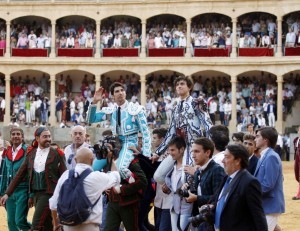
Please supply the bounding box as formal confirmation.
[75,147,93,166]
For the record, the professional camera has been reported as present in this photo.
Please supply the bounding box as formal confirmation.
[176,175,197,198]
[188,205,214,227]
[93,135,119,160]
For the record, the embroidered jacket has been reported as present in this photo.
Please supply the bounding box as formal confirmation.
[86,100,151,156]
[5,147,67,196]
[156,96,212,155]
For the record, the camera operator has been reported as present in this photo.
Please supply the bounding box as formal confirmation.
[164,137,193,231]
[183,137,225,231]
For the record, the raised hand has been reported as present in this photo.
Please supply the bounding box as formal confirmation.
[92,87,105,104]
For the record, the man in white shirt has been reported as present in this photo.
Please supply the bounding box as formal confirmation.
[262,34,270,47]
[36,34,45,48]
[113,34,121,48]
[285,28,296,47]
[209,125,230,168]
[64,126,92,170]
[50,147,120,231]
[66,34,75,48]
[209,97,218,125]
[154,33,164,48]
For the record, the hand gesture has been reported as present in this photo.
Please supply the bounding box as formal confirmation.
[128,146,140,156]
[150,153,160,164]
[28,198,34,208]
[92,87,105,104]
[0,194,8,206]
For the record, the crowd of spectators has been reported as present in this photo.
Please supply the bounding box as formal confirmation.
[0,71,299,129]
[0,13,299,55]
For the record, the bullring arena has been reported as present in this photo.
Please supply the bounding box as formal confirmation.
[0,0,300,230]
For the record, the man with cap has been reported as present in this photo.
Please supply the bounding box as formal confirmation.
[0,127,67,231]
[0,127,31,231]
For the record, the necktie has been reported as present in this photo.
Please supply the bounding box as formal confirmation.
[117,107,121,126]
[215,176,231,229]
[179,100,184,112]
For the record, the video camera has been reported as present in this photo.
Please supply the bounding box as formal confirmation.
[93,135,119,160]
[188,205,214,227]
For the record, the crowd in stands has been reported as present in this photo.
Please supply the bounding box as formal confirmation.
[0,71,299,129]
[0,13,299,54]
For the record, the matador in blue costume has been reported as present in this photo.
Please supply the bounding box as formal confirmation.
[153,76,213,184]
[86,82,151,179]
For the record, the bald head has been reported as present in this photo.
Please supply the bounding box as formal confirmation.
[71,125,87,148]
[75,147,93,166]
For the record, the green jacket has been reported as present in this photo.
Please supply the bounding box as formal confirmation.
[0,144,28,196]
[5,147,66,196]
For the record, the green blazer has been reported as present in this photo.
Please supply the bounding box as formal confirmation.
[0,144,28,196]
[5,147,67,196]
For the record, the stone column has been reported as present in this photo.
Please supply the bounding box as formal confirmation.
[3,74,11,124]
[185,19,191,57]
[5,21,11,57]
[276,16,283,57]
[140,19,146,57]
[95,20,101,58]
[50,21,56,58]
[140,75,146,106]
[276,75,284,134]
[48,75,57,126]
[229,75,237,133]
[230,18,237,58]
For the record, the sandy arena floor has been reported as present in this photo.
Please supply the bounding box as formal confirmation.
[0,161,299,231]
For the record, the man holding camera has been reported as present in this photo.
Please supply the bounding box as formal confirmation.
[183,137,225,231]
[164,137,193,231]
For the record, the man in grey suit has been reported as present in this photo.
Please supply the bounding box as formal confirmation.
[254,127,285,231]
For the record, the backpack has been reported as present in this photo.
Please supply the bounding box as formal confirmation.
[57,168,100,226]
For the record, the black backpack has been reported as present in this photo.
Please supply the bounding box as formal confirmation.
[57,168,100,226]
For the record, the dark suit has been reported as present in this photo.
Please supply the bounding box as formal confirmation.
[195,160,225,206]
[194,160,225,231]
[247,155,258,175]
[215,169,267,231]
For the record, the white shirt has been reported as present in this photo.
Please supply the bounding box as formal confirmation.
[66,37,75,47]
[12,144,22,161]
[212,151,225,168]
[286,32,296,43]
[64,142,91,170]
[209,101,217,114]
[154,36,164,48]
[49,163,120,225]
[34,147,50,173]
[262,36,270,46]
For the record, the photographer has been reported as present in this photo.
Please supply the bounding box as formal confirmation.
[183,138,225,231]
[164,137,193,231]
